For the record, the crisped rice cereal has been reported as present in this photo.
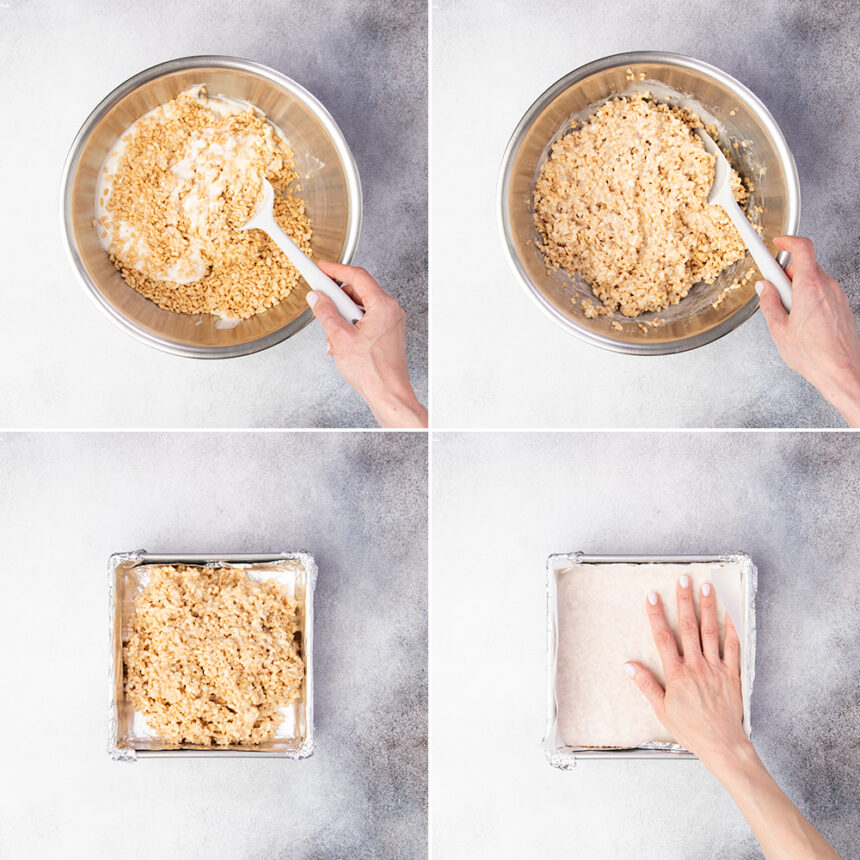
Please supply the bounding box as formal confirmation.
[124,564,304,746]
[96,87,311,320]
[533,94,749,318]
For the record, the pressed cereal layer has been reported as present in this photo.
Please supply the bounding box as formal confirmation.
[97,87,312,319]
[533,94,749,318]
[124,564,304,746]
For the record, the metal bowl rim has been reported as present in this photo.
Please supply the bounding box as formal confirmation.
[498,50,801,356]
[60,54,363,359]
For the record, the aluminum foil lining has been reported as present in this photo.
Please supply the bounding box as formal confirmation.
[108,550,317,761]
[543,552,757,768]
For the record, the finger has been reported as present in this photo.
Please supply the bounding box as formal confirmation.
[723,614,741,674]
[773,235,818,282]
[676,575,703,663]
[340,281,362,305]
[624,662,666,722]
[645,591,682,677]
[318,261,388,310]
[756,281,790,340]
[699,582,720,663]
[306,291,354,343]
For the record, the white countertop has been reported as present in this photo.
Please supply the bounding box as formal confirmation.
[0,431,428,857]
[431,431,860,858]
[430,0,859,428]
[0,0,427,429]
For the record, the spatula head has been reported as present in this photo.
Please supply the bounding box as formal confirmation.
[694,128,732,206]
[240,177,275,231]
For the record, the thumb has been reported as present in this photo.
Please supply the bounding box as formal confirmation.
[307,291,354,342]
[624,662,666,721]
[756,281,789,343]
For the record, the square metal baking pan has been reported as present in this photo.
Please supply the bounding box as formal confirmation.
[543,552,757,768]
[109,550,316,761]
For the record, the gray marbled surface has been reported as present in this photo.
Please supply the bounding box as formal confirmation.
[0,0,426,428]
[431,431,859,858]
[431,0,860,428]
[0,432,428,858]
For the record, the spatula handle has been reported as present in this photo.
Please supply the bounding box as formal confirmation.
[726,208,793,312]
[261,214,365,324]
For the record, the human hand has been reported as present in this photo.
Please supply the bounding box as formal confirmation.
[626,578,841,859]
[624,577,750,773]
[757,236,860,427]
[306,262,427,429]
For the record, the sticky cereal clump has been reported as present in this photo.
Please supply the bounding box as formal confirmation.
[533,94,748,318]
[100,89,312,319]
[124,564,303,746]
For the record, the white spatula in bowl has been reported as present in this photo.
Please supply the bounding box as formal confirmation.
[695,129,792,312]
[242,178,364,323]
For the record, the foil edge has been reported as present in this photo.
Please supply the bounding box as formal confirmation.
[544,551,757,767]
[719,551,757,739]
[109,550,315,760]
[107,550,146,763]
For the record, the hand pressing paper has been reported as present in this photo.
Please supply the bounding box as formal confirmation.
[554,562,743,750]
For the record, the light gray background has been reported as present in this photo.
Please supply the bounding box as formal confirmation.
[0,432,428,858]
[431,431,859,858]
[0,0,427,428]
[431,0,860,428]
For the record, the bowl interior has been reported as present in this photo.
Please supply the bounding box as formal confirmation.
[67,65,359,355]
[503,59,799,353]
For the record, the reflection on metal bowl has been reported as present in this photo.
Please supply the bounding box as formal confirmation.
[499,51,799,355]
[62,55,362,359]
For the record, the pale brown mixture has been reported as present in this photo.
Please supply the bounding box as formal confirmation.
[124,564,304,746]
[97,88,312,319]
[533,94,749,318]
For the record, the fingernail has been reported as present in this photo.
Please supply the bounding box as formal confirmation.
[754,281,764,296]
[647,591,658,605]
[623,663,637,677]
[306,292,319,308]
[702,582,711,596]
[680,575,690,589]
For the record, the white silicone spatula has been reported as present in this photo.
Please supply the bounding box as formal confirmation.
[241,178,364,323]
[694,128,792,312]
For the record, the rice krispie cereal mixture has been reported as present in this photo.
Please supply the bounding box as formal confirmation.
[533,94,749,318]
[124,564,304,746]
[96,86,312,319]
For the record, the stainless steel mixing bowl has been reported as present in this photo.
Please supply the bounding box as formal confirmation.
[62,56,362,358]
[499,51,800,355]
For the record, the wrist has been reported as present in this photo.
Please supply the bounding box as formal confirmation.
[703,737,763,786]
[363,380,427,428]
[824,366,860,427]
